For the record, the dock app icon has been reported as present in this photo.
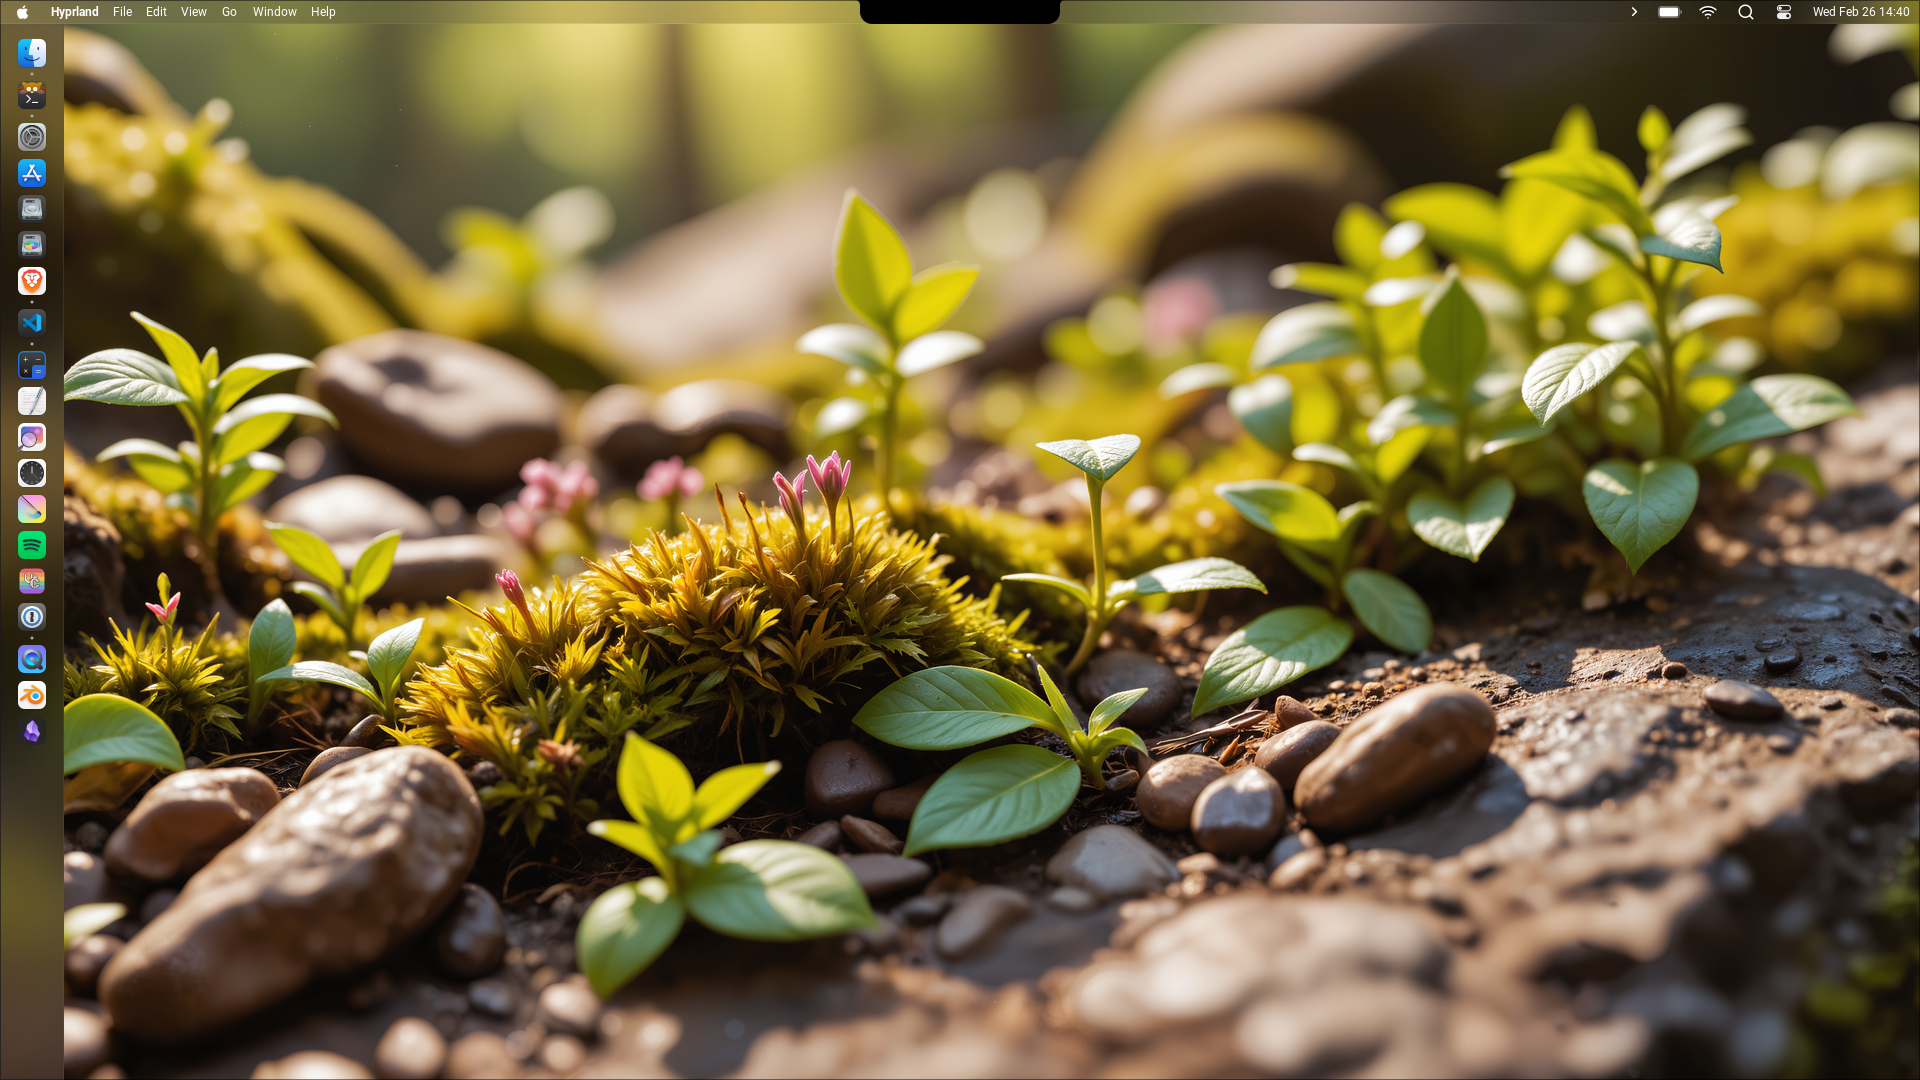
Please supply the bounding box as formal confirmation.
[18,422,44,450]
[17,386,45,414]
[17,681,46,709]
[16,159,45,188]
[17,39,45,69]
[16,530,44,559]
[17,494,45,523]
[17,568,44,594]
[17,351,45,379]
[17,81,43,109]
[17,645,45,675]
[16,266,45,294]
[17,309,42,336]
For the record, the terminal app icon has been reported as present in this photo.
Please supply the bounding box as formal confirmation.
[18,681,46,709]
[17,601,45,629]
[17,386,46,414]
[18,567,44,594]
[17,645,44,674]
[17,39,45,69]
[18,494,45,523]
[16,159,46,188]
[17,530,45,558]
[17,265,46,294]
[18,422,45,449]
[17,81,43,109]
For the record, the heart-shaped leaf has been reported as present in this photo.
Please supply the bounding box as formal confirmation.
[892,264,979,342]
[1250,303,1360,369]
[1214,480,1341,543]
[1639,215,1723,271]
[691,761,782,830]
[1522,341,1639,425]
[895,330,983,378]
[1192,606,1352,716]
[64,349,190,406]
[1157,363,1238,398]
[903,745,1080,856]
[1121,557,1266,598]
[1416,273,1488,401]
[1341,569,1432,654]
[1228,374,1294,454]
[1681,374,1856,461]
[1037,435,1140,482]
[577,877,685,999]
[685,840,876,940]
[63,695,186,776]
[851,665,1051,750]
[834,192,914,335]
[1409,477,1514,562]
[797,324,890,375]
[1582,458,1700,573]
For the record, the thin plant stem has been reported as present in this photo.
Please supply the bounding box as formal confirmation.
[1066,476,1108,676]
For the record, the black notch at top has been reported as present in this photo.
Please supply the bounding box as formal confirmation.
[861,2,1060,23]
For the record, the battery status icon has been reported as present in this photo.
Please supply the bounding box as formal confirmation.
[1659,5,1682,14]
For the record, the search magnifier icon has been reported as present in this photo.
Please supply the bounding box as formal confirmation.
[1738,3,1754,15]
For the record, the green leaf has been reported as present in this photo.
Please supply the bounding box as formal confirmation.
[1417,272,1488,402]
[1192,606,1352,716]
[1672,294,1762,335]
[1083,726,1150,762]
[211,393,338,436]
[1250,303,1360,369]
[1341,569,1432,654]
[669,830,725,869]
[902,745,1079,856]
[1036,434,1140,482]
[1639,215,1722,271]
[365,618,423,699]
[1409,477,1514,562]
[1334,203,1389,274]
[96,437,183,464]
[63,694,186,776]
[1500,147,1654,236]
[133,312,209,404]
[588,819,671,873]
[1088,688,1149,735]
[1001,573,1092,609]
[1743,447,1827,496]
[1361,276,1439,307]
[615,732,696,845]
[289,582,346,629]
[1228,374,1294,454]
[1270,262,1367,302]
[65,904,129,950]
[835,192,914,335]
[268,523,346,592]
[247,598,297,721]
[257,661,378,702]
[851,665,1051,750]
[63,349,190,406]
[797,324,890,375]
[577,877,685,999]
[1638,106,1671,154]
[1681,374,1857,461]
[216,453,283,513]
[1501,178,1591,279]
[813,396,873,439]
[348,530,404,606]
[1662,104,1751,182]
[892,264,979,342]
[1033,663,1081,739]
[100,440,194,494]
[685,840,876,940]
[1582,458,1700,573]
[1385,183,1510,275]
[212,413,294,465]
[1367,395,1454,447]
[1522,341,1640,425]
[1479,418,1553,456]
[691,761,782,830]
[1122,557,1266,598]
[895,330,983,378]
[1214,480,1340,543]
[1292,442,1365,480]
[1158,363,1238,398]
[211,353,313,412]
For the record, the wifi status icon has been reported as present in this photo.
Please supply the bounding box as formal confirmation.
[1701,4,1718,13]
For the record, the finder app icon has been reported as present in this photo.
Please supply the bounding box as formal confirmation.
[17,39,45,69]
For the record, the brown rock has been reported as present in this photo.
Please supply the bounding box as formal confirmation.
[842,853,932,896]
[793,820,842,850]
[1078,649,1183,727]
[1255,720,1340,791]
[64,934,122,997]
[103,767,280,884]
[1190,768,1287,857]
[1274,695,1318,730]
[804,741,895,819]
[444,1032,517,1080]
[840,815,903,855]
[431,883,507,979]
[871,774,937,820]
[342,716,389,750]
[65,1007,111,1079]
[1135,754,1227,831]
[1294,683,1495,833]
[1703,679,1785,721]
[537,978,602,1039]
[64,491,128,647]
[1268,847,1328,891]
[99,748,483,1044]
[250,1051,373,1079]
[374,1017,446,1080]
[935,885,1033,959]
[301,746,373,787]
[64,851,118,909]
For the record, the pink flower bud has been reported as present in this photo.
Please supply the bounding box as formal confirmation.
[502,500,537,544]
[638,456,687,501]
[676,463,706,498]
[145,590,179,627]
[496,569,535,629]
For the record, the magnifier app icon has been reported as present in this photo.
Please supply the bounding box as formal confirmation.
[1739,3,1755,15]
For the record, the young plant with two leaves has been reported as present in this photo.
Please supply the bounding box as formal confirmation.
[575,734,873,998]
[801,191,985,505]
[1002,434,1266,675]
[850,663,1154,854]
[63,313,338,602]
[264,522,402,646]
[252,615,426,734]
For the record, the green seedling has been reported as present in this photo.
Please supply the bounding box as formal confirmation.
[246,598,297,726]
[64,313,338,600]
[256,617,423,727]
[801,190,984,506]
[1006,434,1265,675]
[61,693,188,816]
[577,734,873,998]
[852,664,1151,854]
[266,522,402,645]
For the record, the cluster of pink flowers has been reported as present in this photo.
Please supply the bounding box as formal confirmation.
[504,458,599,548]
[772,452,855,543]
[638,456,705,502]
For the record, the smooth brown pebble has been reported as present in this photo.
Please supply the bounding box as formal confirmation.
[65,1006,111,1079]
[1255,720,1340,791]
[793,820,842,850]
[1661,661,1689,680]
[1269,848,1328,891]
[804,741,895,818]
[444,1032,518,1079]
[103,767,281,883]
[1077,649,1182,726]
[1190,768,1287,857]
[374,1017,446,1080]
[1273,695,1318,730]
[1134,754,1227,831]
[301,746,374,787]
[1294,683,1495,832]
[840,815,903,855]
[64,934,123,997]
[250,1050,373,1079]
[841,853,931,896]
[431,883,506,979]
[341,716,390,749]
[540,1035,586,1075]
[1703,679,1785,721]
[537,978,602,1039]
[935,885,1032,959]
[871,774,936,820]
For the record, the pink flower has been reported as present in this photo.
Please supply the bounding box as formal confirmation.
[806,452,852,507]
[501,500,537,546]
[555,460,598,507]
[638,456,704,501]
[1142,277,1220,354]
[496,569,534,629]
[518,457,597,516]
[145,591,179,627]
[773,469,809,540]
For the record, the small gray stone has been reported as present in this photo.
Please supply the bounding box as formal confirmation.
[251,1050,374,1079]
[541,1034,587,1074]
[653,379,795,461]
[842,853,932,897]
[871,775,936,820]
[1078,649,1182,727]
[935,885,1032,959]
[537,978,602,1039]
[1763,649,1802,674]
[1254,721,1340,791]
[467,977,517,1017]
[433,883,507,979]
[1819,695,1845,710]
[576,385,675,480]
[804,741,895,819]
[848,913,903,954]
[1191,768,1287,857]
[1704,680,1785,721]
[374,1016,447,1080]
[300,746,372,787]
[63,851,114,910]
[138,888,177,923]
[1661,662,1689,680]
[352,535,516,607]
[1274,696,1319,730]
[264,475,438,545]
[1044,824,1179,901]
[1046,886,1099,914]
